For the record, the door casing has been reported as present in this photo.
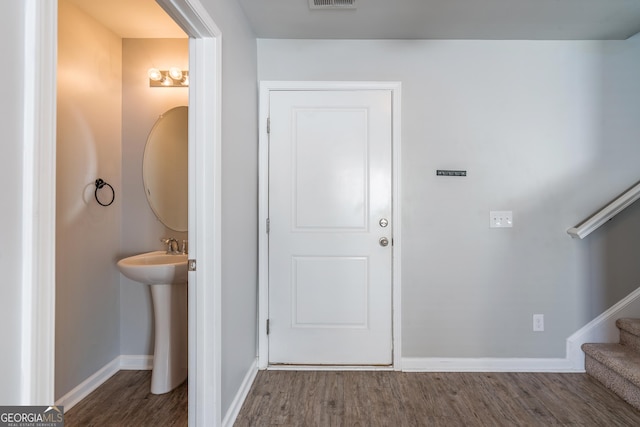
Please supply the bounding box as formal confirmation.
[258,81,402,370]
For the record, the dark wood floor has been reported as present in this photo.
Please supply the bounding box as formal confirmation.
[63,370,640,426]
[235,371,640,426]
[64,370,187,427]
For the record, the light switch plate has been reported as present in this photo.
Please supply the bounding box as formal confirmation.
[490,211,513,228]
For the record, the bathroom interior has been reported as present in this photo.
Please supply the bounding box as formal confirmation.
[55,0,189,408]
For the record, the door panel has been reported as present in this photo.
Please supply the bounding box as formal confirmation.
[268,90,392,365]
[292,256,369,327]
[293,109,368,230]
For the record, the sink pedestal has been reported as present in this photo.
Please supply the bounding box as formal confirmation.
[116,251,189,394]
[150,282,188,394]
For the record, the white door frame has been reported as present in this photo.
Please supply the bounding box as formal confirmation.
[27,0,222,425]
[21,0,57,405]
[258,81,402,370]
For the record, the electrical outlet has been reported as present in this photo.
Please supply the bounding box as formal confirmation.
[490,211,513,228]
[533,314,544,332]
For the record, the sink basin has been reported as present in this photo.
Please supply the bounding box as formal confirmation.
[117,251,188,285]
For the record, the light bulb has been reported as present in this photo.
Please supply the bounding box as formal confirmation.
[161,75,172,86]
[148,68,162,81]
[169,67,183,81]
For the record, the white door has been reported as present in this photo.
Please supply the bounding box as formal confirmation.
[268,89,393,365]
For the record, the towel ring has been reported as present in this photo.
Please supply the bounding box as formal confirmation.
[95,178,115,207]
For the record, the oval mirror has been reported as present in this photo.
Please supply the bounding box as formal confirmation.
[143,106,188,232]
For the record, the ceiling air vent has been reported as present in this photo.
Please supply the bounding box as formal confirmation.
[309,0,357,10]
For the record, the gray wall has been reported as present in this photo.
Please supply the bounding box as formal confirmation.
[121,38,188,356]
[200,0,260,418]
[582,35,640,315]
[0,0,25,404]
[55,0,122,399]
[257,37,640,359]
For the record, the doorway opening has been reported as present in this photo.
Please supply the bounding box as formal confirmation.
[56,0,189,405]
[27,0,222,425]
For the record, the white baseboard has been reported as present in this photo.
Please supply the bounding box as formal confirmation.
[402,357,580,373]
[566,285,640,371]
[55,357,120,412]
[222,358,259,427]
[267,365,394,371]
[55,355,153,413]
[119,354,154,370]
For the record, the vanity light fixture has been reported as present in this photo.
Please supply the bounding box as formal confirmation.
[148,67,189,87]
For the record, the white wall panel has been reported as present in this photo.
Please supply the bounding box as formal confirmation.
[0,0,26,404]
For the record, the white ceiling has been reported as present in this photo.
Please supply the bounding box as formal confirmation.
[66,0,640,40]
[239,0,640,40]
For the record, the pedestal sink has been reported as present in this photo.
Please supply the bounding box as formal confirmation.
[117,251,188,394]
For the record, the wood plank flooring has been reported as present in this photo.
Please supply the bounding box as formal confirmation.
[62,370,640,426]
[235,371,640,426]
[63,370,187,427]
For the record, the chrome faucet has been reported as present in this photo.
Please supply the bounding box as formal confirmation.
[161,237,180,254]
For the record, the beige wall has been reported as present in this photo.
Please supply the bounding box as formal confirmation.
[121,38,188,355]
[56,0,122,399]
[56,3,191,399]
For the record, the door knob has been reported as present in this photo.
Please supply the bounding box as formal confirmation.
[379,237,389,247]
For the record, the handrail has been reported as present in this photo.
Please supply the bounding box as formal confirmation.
[568,181,640,239]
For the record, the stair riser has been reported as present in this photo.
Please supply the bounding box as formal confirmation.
[585,355,640,411]
[620,330,640,353]
[616,318,640,339]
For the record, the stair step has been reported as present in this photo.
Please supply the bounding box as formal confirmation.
[616,318,640,353]
[616,318,640,336]
[582,343,640,386]
[583,343,640,410]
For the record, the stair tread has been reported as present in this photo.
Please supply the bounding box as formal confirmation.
[616,318,640,336]
[582,343,640,387]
